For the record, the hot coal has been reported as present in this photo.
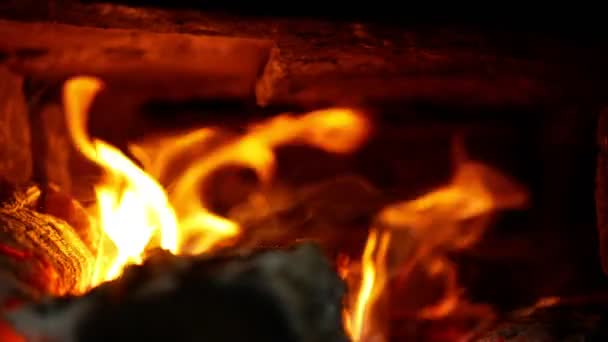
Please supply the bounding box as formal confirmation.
[6,243,348,342]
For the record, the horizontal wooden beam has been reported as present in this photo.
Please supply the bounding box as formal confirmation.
[0,19,274,101]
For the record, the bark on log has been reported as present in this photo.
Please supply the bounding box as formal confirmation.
[0,18,274,102]
[6,243,347,342]
[0,182,94,299]
[2,1,598,109]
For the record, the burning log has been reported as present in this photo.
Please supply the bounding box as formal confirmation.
[0,182,94,299]
[6,243,348,342]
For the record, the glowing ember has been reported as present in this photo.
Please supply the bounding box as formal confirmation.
[62,76,369,288]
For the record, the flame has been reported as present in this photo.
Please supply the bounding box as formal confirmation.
[128,108,369,255]
[345,229,391,342]
[62,76,369,289]
[343,159,527,341]
[63,77,179,285]
[61,75,528,341]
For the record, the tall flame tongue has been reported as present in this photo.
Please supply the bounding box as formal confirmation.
[344,155,527,342]
[63,77,179,286]
[62,76,369,289]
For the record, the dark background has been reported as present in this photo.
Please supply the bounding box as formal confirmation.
[81,0,606,38]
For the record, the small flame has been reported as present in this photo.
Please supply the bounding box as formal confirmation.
[343,158,527,341]
[345,229,391,342]
[62,76,369,289]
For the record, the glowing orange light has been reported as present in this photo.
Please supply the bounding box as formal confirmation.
[343,159,527,341]
[62,76,370,289]
[62,75,527,342]
[345,229,391,342]
[129,108,369,255]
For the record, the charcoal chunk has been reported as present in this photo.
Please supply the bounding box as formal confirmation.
[7,243,348,342]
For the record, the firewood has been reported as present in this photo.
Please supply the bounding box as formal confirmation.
[0,19,274,102]
[0,2,564,110]
[38,183,100,255]
[0,182,94,299]
[6,243,347,342]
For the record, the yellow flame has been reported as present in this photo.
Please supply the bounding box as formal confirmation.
[63,77,179,286]
[129,108,369,255]
[62,75,524,341]
[62,76,369,289]
[345,229,391,342]
[344,160,527,341]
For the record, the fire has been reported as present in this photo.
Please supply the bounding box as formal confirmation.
[343,156,527,341]
[130,107,368,255]
[63,77,179,286]
[61,76,369,288]
[344,229,391,342]
[61,75,527,341]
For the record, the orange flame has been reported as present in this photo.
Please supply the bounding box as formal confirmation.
[344,229,391,342]
[128,108,369,255]
[62,76,369,289]
[61,75,527,342]
[343,159,527,341]
[63,77,178,286]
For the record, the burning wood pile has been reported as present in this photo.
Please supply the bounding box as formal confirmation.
[0,74,528,341]
[0,2,607,341]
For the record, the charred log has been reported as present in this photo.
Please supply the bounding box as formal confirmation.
[0,182,94,299]
[6,243,347,342]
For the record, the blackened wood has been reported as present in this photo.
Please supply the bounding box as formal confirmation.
[6,243,347,342]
